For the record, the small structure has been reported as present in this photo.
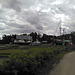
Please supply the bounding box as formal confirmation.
[13,35,32,44]
[54,39,72,46]
[63,40,72,46]
[54,39,63,45]
[16,35,32,41]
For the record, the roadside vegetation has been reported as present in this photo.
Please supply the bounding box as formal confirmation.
[0,44,74,75]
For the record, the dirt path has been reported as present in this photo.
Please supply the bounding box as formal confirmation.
[50,52,75,75]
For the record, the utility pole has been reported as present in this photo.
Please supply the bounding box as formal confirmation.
[59,20,61,36]
[63,28,65,35]
[63,28,65,40]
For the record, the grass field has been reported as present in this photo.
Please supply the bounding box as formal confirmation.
[0,44,72,75]
[0,44,65,58]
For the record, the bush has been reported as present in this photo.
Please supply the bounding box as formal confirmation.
[0,46,66,75]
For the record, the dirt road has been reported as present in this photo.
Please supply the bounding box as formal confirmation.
[50,52,75,75]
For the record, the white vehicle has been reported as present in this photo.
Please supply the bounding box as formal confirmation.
[30,41,41,46]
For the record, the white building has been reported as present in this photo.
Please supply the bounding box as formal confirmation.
[16,35,32,41]
[14,35,32,44]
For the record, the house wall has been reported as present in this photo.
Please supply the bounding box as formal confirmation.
[16,35,32,41]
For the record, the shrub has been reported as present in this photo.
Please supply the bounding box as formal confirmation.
[1,46,66,75]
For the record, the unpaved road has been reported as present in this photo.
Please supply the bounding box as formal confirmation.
[50,52,75,75]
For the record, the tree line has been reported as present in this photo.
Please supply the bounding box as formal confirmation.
[0,31,75,45]
[0,32,54,44]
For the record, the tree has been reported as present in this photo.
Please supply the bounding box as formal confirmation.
[2,35,12,44]
[29,32,37,42]
[71,32,75,44]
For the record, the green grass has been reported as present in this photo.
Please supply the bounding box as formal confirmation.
[0,45,66,59]
[0,50,28,53]
[0,44,70,75]
[0,49,28,58]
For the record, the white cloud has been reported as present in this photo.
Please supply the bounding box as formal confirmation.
[52,0,63,5]
[0,0,75,37]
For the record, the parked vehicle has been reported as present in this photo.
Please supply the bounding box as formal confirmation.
[30,41,41,46]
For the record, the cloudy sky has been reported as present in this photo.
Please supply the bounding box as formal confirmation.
[0,0,75,37]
